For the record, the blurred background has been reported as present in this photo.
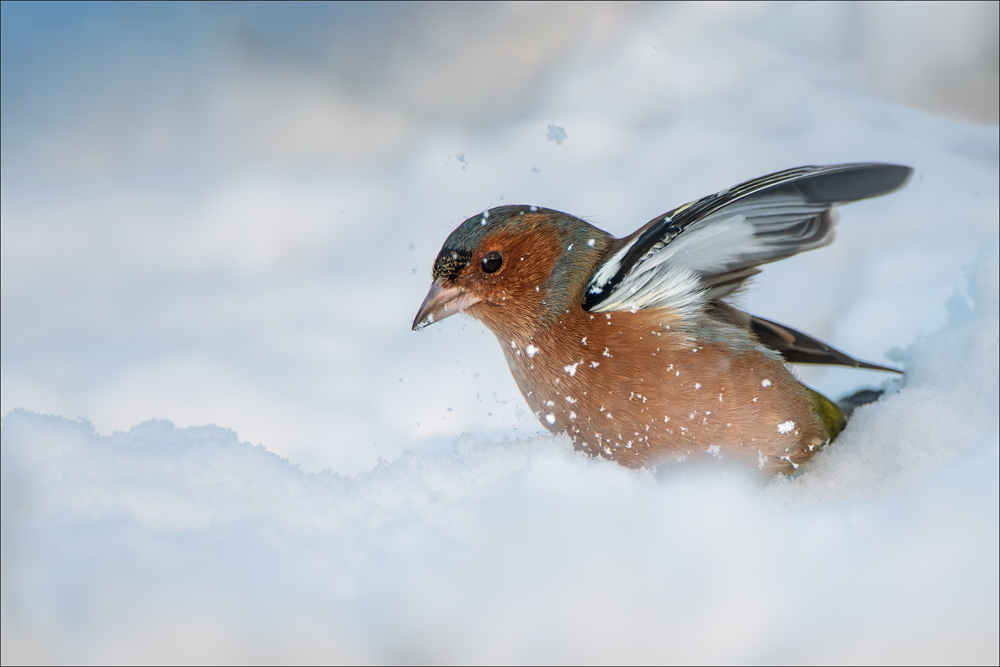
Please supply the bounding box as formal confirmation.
[2,3,998,664]
[2,1,998,475]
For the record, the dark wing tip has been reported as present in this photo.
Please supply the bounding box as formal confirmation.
[795,163,913,204]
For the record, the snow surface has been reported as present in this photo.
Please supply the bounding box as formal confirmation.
[2,3,999,664]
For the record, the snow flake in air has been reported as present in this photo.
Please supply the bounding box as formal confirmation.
[546,125,567,145]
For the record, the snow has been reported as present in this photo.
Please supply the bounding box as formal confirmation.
[547,125,568,145]
[2,2,999,664]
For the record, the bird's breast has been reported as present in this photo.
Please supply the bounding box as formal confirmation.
[497,308,827,473]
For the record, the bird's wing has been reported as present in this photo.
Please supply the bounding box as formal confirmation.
[583,163,912,313]
[707,301,902,371]
[746,313,902,372]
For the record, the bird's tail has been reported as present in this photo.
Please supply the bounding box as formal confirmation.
[836,388,886,420]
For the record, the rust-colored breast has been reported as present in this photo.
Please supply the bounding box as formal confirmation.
[499,307,827,474]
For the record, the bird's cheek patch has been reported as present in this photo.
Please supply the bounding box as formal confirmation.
[483,228,564,290]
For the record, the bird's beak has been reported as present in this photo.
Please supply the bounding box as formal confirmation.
[412,278,480,330]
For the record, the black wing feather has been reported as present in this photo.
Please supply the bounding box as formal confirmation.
[749,315,902,373]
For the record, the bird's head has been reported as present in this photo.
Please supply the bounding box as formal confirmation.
[412,205,611,341]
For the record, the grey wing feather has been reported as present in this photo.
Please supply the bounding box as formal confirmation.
[583,163,912,312]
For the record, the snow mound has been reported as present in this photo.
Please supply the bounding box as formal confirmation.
[3,248,997,663]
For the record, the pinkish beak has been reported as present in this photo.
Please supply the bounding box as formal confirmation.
[412,278,481,330]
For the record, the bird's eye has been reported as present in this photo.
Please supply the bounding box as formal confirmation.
[481,251,503,274]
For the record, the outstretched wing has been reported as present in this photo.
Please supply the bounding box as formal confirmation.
[582,163,912,313]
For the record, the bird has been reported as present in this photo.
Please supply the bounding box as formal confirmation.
[412,163,912,474]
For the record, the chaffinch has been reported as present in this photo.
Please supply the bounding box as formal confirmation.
[413,163,911,473]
